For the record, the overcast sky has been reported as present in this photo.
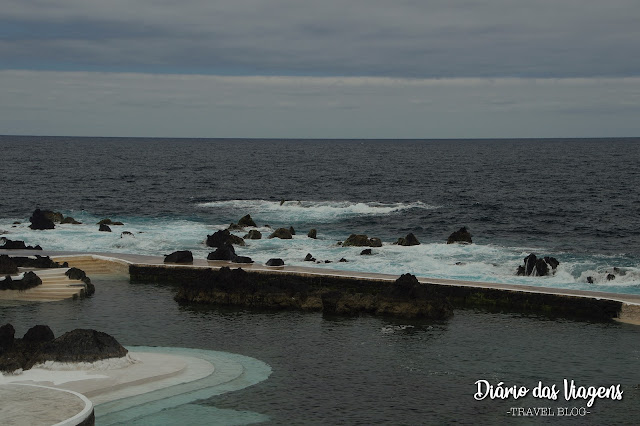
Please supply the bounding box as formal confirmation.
[1,0,639,138]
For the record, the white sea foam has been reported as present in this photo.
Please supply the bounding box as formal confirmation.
[197,199,437,223]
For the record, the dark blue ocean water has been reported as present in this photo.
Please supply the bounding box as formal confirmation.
[2,136,640,424]
[2,136,639,292]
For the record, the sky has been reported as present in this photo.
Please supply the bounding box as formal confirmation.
[1,0,639,138]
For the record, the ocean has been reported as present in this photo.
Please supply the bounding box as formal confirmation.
[2,136,640,424]
[2,136,640,293]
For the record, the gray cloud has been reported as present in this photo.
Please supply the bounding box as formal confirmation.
[1,70,638,138]
[1,0,640,78]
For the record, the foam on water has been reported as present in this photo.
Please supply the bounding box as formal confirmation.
[197,199,437,224]
[2,210,640,295]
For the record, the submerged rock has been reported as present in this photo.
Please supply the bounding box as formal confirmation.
[360,249,372,255]
[447,227,472,244]
[97,218,124,226]
[61,216,82,224]
[164,250,193,264]
[29,209,55,230]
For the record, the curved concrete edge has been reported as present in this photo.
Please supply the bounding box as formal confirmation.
[9,383,94,426]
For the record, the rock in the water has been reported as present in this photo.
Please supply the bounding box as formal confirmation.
[238,214,257,227]
[516,254,559,277]
[97,218,124,225]
[232,255,254,264]
[266,258,285,266]
[343,234,382,247]
[360,249,372,255]
[206,229,246,247]
[0,255,19,274]
[447,227,472,244]
[244,230,262,240]
[207,243,236,261]
[304,253,316,262]
[397,233,420,246]
[121,231,134,238]
[0,323,15,350]
[43,211,64,223]
[99,224,112,232]
[268,228,293,239]
[164,250,193,263]
[65,267,88,281]
[607,274,616,281]
[228,223,244,231]
[29,209,55,230]
[307,229,317,239]
[29,329,128,366]
[0,239,43,250]
[339,258,348,262]
[587,276,594,284]
[61,216,82,224]
[289,226,296,236]
[23,325,55,345]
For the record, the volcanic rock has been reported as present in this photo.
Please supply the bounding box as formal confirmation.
[0,271,42,291]
[97,219,124,225]
[238,214,257,227]
[0,255,18,274]
[307,229,317,239]
[516,254,560,277]
[0,323,15,351]
[164,250,193,264]
[121,231,134,238]
[447,227,472,244]
[289,226,296,236]
[43,211,64,223]
[244,230,262,239]
[266,258,285,266]
[99,224,112,232]
[343,234,382,247]
[268,228,293,239]
[206,229,246,247]
[397,233,420,246]
[28,329,128,366]
[207,243,236,261]
[23,325,55,345]
[61,216,82,224]
[360,249,372,255]
[304,253,316,262]
[29,209,55,230]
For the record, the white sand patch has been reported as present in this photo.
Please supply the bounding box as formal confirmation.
[34,353,139,371]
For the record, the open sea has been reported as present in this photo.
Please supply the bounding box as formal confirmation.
[2,136,640,424]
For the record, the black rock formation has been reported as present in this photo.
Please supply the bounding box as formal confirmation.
[61,216,82,224]
[268,228,293,239]
[238,214,257,227]
[99,224,112,232]
[29,209,55,230]
[0,271,42,291]
[206,229,246,247]
[164,250,193,264]
[307,229,317,239]
[289,226,296,236]
[208,243,237,261]
[0,239,42,250]
[97,219,124,225]
[516,254,560,277]
[244,230,262,240]
[447,227,472,244]
[360,249,372,255]
[0,255,18,274]
[343,234,382,247]
[23,325,55,345]
[266,258,285,266]
[397,233,420,246]
[304,253,316,262]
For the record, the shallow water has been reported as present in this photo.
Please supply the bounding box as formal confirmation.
[2,275,639,424]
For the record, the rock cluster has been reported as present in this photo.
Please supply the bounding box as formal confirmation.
[0,238,42,250]
[0,271,42,291]
[206,229,246,247]
[516,254,560,277]
[342,234,382,247]
[207,243,253,264]
[0,324,128,373]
